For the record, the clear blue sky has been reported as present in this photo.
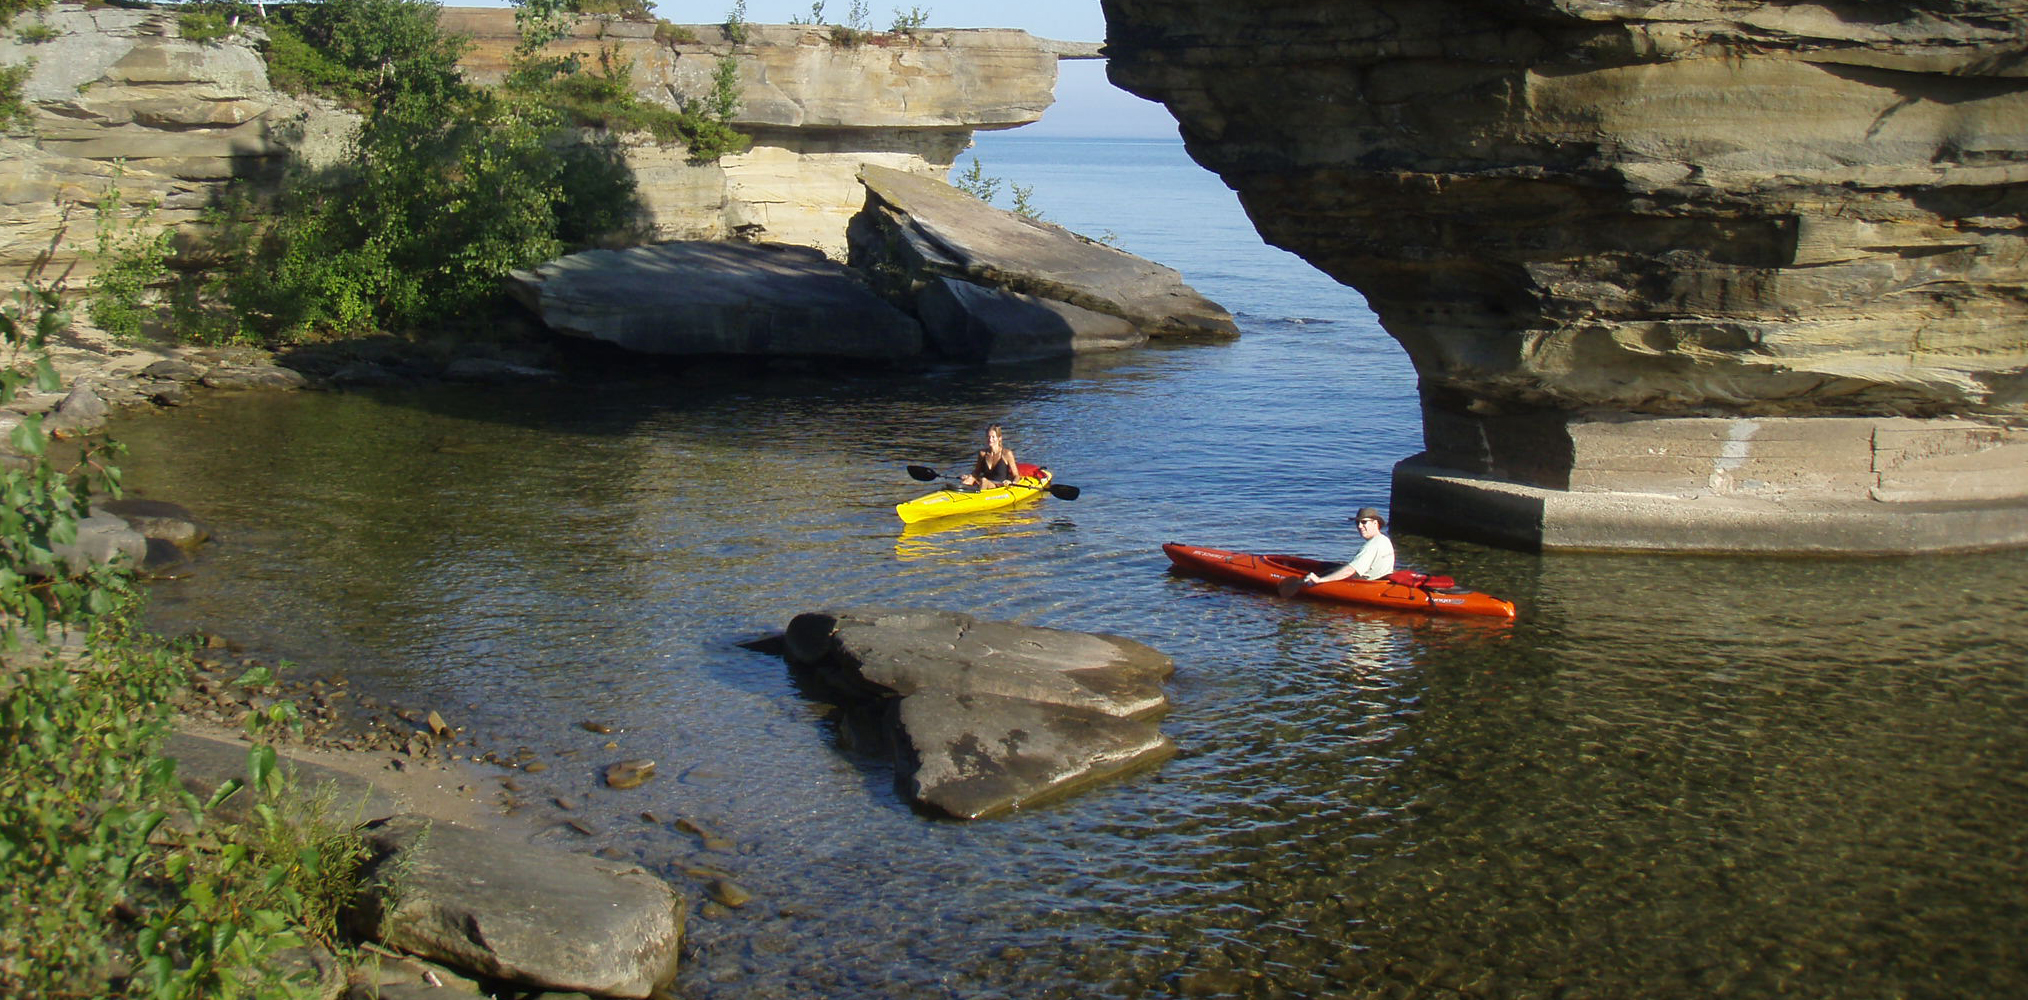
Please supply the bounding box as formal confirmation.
[652,0,1180,137]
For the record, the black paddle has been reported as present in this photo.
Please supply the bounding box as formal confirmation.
[1276,577,1307,599]
[906,465,1081,501]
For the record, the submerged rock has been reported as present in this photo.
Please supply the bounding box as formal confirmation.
[506,241,923,360]
[781,607,1176,819]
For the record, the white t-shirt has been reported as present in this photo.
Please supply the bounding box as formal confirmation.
[1347,533,1395,580]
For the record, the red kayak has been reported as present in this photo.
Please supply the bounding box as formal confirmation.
[1162,543,1518,619]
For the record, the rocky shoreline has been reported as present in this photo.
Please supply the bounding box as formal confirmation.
[12,329,1189,995]
[6,325,725,997]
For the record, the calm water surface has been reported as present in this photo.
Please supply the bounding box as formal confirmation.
[111,138,2028,999]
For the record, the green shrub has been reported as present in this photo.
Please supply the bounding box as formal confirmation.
[84,169,175,341]
[178,10,236,43]
[890,6,930,33]
[15,20,56,43]
[571,0,654,20]
[652,18,694,44]
[0,59,31,133]
[260,21,362,102]
[269,0,468,110]
[0,0,52,28]
[723,0,747,43]
[2,280,367,1000]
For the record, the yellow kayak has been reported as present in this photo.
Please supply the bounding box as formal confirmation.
[896,464,1052,523]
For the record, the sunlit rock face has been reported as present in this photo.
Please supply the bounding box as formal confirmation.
[1104,0,2028,551]
[1,7,1062,282]
[444,12,1060,255]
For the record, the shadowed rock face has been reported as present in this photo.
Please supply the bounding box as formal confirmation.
[1103,0,2028,551]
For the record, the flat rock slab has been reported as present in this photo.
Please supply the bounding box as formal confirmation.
[851,164,1237,344]
[783,607,1176,819]
[506,241,923,360]
[161,730,402,827]
[352,815,685,999]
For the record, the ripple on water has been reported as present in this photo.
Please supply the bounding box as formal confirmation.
[110,356,2028,999]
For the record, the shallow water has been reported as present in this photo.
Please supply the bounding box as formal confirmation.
[110,136,2028,999]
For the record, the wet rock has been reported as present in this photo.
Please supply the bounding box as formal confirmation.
[141,537,195,578]
[707,879,753,909]
[781,607,1176,819]
[46,510,146,574]
[603,759,656,790]
[353,815,685,998]
[443,357,560,383]
[200,363,308,391]
[100,497,210,549]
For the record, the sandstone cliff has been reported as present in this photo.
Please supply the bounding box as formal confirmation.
[1104,0,2028,552]
[0,5,1066,284]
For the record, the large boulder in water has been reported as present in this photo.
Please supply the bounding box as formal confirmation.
[506,241,924,360]
[848,164,1237,361]
[781,607,1176,819]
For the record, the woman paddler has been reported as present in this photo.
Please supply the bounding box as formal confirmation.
[958,423,1019,490]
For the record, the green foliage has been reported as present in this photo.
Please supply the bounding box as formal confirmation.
[2,280,364,999]
[789,1,824,25]
[0,622,186,995]
[571,0,653,20]
[652,18,695,44]
[0,0,52,28]
[503,20,747,163]
[0,59,32,133]
[952,157,1001,203]
[267,0,468,110]
[178,10,237,43]
[15,19,56,43]
[824,0,870,44]
[723,0,747,43]
[85,168,175,341]
[1009,181,1042,221]
[510,0,578,64]
[890,6,930,33]
[233,89,579,338]
[953,157,1045,220]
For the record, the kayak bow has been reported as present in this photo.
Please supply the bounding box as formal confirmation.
[897,463,1051,523]
[1162,542,1517,619]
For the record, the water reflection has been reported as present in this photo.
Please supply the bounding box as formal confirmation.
[109,357,2028,1000]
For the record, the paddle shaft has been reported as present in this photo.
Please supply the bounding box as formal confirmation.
[906,465,1079,501]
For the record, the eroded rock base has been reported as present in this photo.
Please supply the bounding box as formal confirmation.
[1394,465,2028,556]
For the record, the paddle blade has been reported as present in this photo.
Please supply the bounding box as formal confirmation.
[906,465,940,482]
[1047,483,1080,501]
[1277,577,1306,599]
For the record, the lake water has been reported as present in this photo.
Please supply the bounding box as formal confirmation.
[112,136,2028,999]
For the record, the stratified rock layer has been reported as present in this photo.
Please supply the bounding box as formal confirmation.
[1104,0,2028,551]
[850,164,1237,358]
[2,6,1068,282]
[782,607,1176,819]
[505,241,923,359]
